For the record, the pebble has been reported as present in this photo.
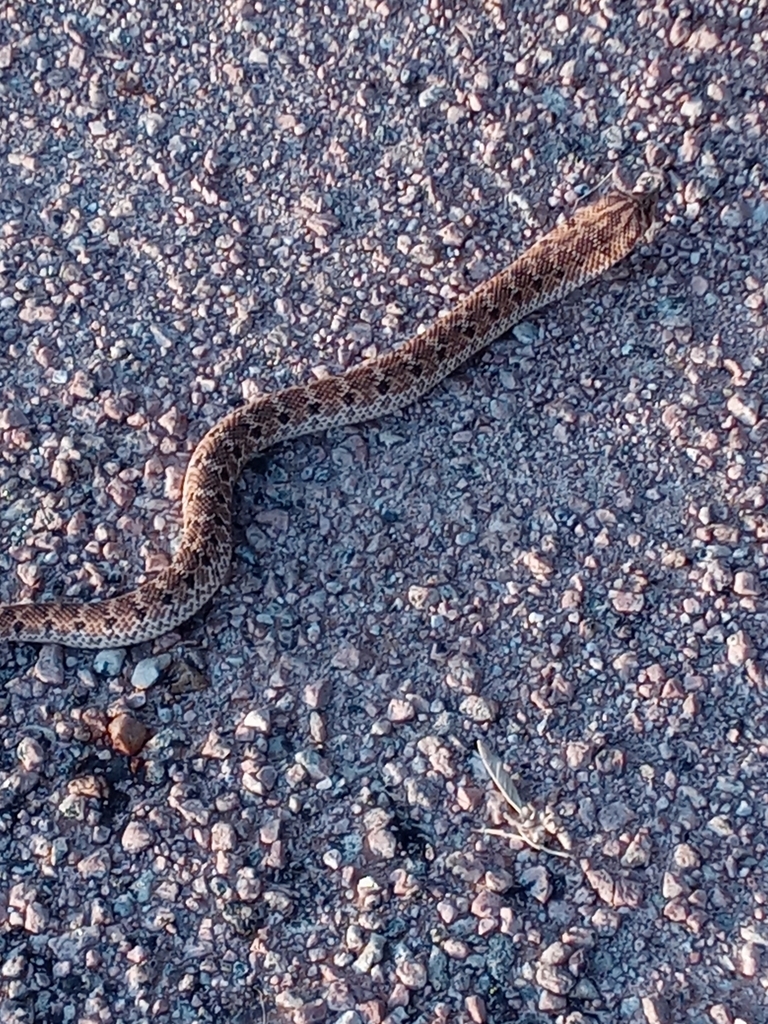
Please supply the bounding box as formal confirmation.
[720,203,747,228]
[668,16,691,46]
[303,679,331,709]
[520,866,552,904]
[240,709,272,734]
[427,946,449,989]
[367,828,397,859]
[33,645,64,686]
[726,394,760,427]
[641,995,671,1024]
[726,630,751,667]
[77,851,111,879]
[458,695,498,723]
[387,699,415,723]
[108,714,150,756]
[535,963,574,995]
[121,821,154,855]
[610,589,645,614]
[464,995,487,1023]
[211,823,237,852]
[353,935,386,974]
[131,654,172,690]
[17,737,44,772]
[442,938,469,959]
[394,958,427,990]
[92,647,127,676]
[733,571,758,597]
[739,942,760,978]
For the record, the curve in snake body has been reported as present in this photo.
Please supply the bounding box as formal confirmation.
[0,185,656,648]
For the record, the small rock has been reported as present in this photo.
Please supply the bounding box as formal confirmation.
[540,941,571,966]
[331,643,361,670]
[662,872,686,899]
[428,946,449,990]
[470,890,501,919]
[353,934,386,974]
[459,695,498,723]
[293,1000,327,1024]
[211,822,236,852]
[395,958,427,990]
[641,994,670,1024]
[668,16,691,45]
[538,991,567,1012]
[17,737,44,772]
[520,865,552,903]
[0,406,28,429]
[24,902,48,934]
[201,731,231,759]
[720,203,746,228]
[304,679,331,709]
[708,815,733,838]
[733,571,759,597]
[686,24,720,50]
[443,938,469,959]
[77,850,111,878]
[465,995,487,1023]
[108,713,150,756]
[0,953,26,979]
[131,654,171,689]
[566,741,592,769]
[535,963,574,995]
[708,1005,734,1024]
[610,589,645,614]
[727,394,760,427]
[484,868,514,893]
[680,96,704,122]
[672,843,700,870]
[33,645,64,686]
[437,901,458,924]
[572,977,600,1000]
[407,585,437,609]
[387,698,415,723]
[121,820,153,854]
[240,709,272,734]
[368,828,397,859]
[621,832,652,868]
[726,630,752,667]
[739,942,760,978]
[93,648,126,676]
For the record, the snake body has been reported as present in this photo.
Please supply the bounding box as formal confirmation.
[0,184,656,649]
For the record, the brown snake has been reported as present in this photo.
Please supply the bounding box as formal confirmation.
[0,181,657,649]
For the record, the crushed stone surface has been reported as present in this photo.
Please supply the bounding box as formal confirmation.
[1,1,768,1022]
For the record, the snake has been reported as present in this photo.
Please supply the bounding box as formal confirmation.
[0,179,657,649]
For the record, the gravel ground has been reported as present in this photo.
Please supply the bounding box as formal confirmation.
[1,1,767,1022]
